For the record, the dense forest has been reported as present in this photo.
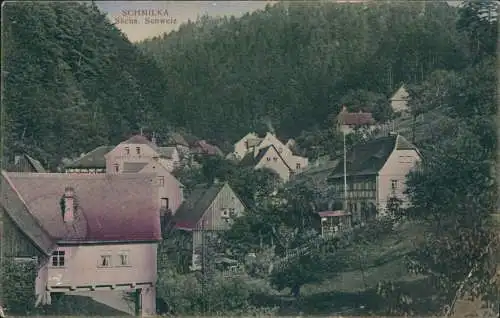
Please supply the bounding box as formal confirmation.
[139,1,468,143]
[3,1,475,170]
[2,2,169,169]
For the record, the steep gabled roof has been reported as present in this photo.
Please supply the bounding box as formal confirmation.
[120,135,160,152]
[165,132,190,147]
[329,134,417,178]
[239,145,292,171]
[172,182,227,229]
[24,155,46,173]
[65,146,114,169]
[192,140,224,156]
[2,172,161,245]
[390,84,408,101]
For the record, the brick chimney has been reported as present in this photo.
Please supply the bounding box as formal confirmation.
[63,187,75,223]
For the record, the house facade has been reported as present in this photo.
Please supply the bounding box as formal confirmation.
[140,160,184,215]
[105,135,161,174]
[230,132,309,176]
[336,106,377,135]
[328,133,421,223]
[0,172,161,316]
[171,181,246,270]
[240,145,293,182]
[390,84,410,116]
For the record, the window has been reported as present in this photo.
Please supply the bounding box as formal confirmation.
[266,157,271,161]
[296,163,301,170]
[52,251,65,267]
[113,163,119,173]
[273,157,278,162]
[100,255,111,267]
[136,146,141,155]
[157,176,165,187]
[391,179,399,190]
[118,252,129,266]
[125,147,130,155]
[161,198,169,209]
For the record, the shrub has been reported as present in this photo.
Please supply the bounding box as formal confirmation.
[0,259,37,314]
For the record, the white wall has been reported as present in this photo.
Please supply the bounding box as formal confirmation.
[377,149,421,212]
[106,143,159,173]
[45,243,157,289]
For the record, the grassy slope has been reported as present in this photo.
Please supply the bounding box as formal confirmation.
[268,221,446,315]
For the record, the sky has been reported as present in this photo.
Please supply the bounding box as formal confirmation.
[95,1,462,43]
[96,1,276,42]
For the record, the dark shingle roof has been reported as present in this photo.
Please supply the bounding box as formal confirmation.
[239,145,292,171]
[24,155,46,172]
[158,147,177,159]
[2,172,161,244]
[122,162,148,173]
[329,134,417,178]
[166,132,190,147]
[296,160,340,180]
[192,140,224,156]
[173,182,226,229]
[65,146,114,169]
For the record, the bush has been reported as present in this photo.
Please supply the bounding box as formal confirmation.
[0,259,37,314]
[157,268,278,316]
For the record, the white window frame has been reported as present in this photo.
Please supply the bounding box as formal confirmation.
[51,250,65,267]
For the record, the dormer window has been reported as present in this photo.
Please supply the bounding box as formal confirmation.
[125,147,130,155]
[136,147,141,155]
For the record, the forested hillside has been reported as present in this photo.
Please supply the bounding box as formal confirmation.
[139,1,467,143]
[2,2,170,169]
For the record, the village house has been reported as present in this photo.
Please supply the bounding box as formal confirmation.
[105,134,185,214]
[229,132,309,178]
[169,181,246,271]
[6,154,46,173]
[240,144,293,182]
[0,172,161,316]
[336,105,376,135]
[390,84,410,117]
[164,132,192,158]
[139,160,185,215]
[327,133,421,223]
[191,140,224,157]
[64,146,114,174]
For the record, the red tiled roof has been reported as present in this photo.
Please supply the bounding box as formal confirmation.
[3,172,161,243]
[337,108,376,126]
[193,140,224,156]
